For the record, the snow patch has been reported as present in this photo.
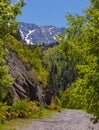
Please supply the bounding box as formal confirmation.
[25,39,31,45]
[20,30,25,39]
[29,29,37,34]
[24,29,37,44]
[49,27,55,30]
[53,36,56,40]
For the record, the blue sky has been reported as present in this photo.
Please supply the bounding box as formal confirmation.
[16,0,90,27]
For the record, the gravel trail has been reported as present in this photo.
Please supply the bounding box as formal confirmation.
[19,110,99,130]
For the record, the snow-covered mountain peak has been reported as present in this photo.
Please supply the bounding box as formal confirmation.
[19,22,65,44]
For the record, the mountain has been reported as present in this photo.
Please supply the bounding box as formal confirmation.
[19,22,65,44]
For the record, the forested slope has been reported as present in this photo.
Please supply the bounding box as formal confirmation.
[43,45,77,104]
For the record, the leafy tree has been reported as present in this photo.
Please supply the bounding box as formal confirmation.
[59,0,99,118]
[0,0,25,39]
[0,0,25,103]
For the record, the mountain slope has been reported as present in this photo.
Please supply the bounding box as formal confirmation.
[19,22,65,44]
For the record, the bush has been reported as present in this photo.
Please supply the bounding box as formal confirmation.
[12,99,39,118]
[48,103,59,110]
[0,102,11,123]
[12,99,32,118]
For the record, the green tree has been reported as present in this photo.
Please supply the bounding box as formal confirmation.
[43,45,76,104]
[59,0,99,118]
[0,0,25,103]
[0,0,25,38]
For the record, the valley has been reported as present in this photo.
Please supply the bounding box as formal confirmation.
[0,0,99,129]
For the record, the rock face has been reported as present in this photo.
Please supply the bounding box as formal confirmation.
[6,47,46,105]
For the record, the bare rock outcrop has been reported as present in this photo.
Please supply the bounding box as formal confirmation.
[6,47,46,105]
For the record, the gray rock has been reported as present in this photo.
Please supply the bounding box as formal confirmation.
[6,47,46,105]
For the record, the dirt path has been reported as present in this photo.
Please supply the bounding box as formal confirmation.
[18,110,99,130]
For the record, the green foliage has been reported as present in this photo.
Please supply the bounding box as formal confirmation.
[55,96,62,107]
[12,99,49,119]
[12,99,32,118]
[0,102,11,123]
[0,99,50,123]
[43,45,76,96]
[0,0,49,125]
[60,0,99,118]
[0,0,25,104]
[0,39,14,102]
[0,0,25,38]
[0,0,26,123]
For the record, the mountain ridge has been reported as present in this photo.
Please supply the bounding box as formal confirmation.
[19,22,65,44]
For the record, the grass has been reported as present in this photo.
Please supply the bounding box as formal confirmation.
[0,108,58,130]
[0,118,33,130]
[31,107,57,118]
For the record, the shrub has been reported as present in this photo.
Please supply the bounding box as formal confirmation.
[0,102,10,123]
[48,103,59,110]
[12,99,32,118]
[12,99,39,118]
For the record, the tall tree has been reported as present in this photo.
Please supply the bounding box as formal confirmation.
[0,0,25,103]
[59,0,99,118]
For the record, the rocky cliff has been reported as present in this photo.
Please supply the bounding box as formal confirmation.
[6,47,46,105]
